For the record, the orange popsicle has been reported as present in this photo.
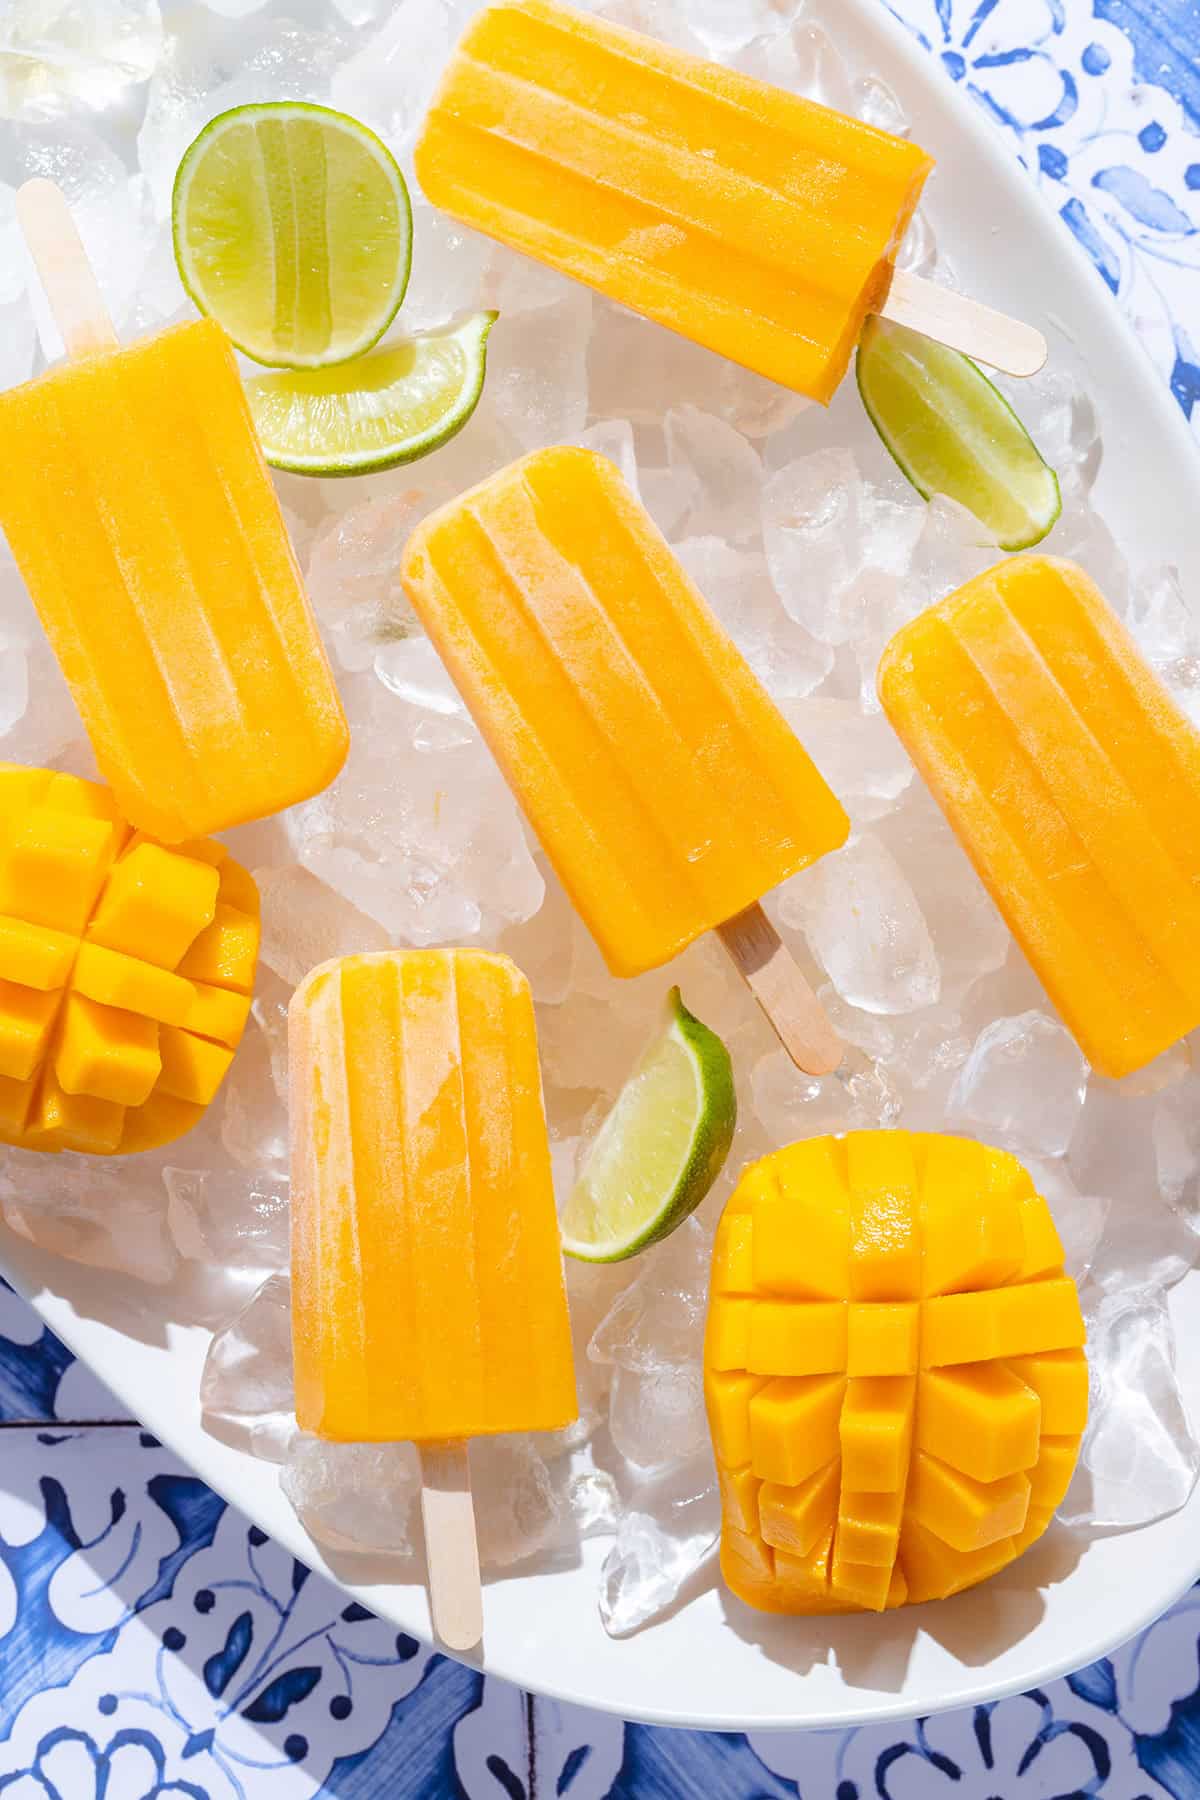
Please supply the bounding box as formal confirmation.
[290,949,576,1444]
[415,0,933,403]
[0,315,348,843]
[705,1131,1087,1614]
[879,556,1200,1079]
[401,447,849,987]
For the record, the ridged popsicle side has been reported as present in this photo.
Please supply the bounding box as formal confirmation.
[290,949,577,1444]
[0,318,348,843]
[414,0,933,403]
[878,555,1200,1078]
[401,447,849,978]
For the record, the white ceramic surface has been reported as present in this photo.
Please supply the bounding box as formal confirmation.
[4,0,1200,1735]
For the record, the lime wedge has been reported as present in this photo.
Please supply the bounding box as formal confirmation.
[173,101,412,369]
[244,312,498,476]
[856,316,1061,551]
[561,988,736,1264]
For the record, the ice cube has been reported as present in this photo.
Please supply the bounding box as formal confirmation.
[1059,1288,1200,1529]
[255,864,390,990]
[219,1015,288,1176]
[947,1012,1088,1159]
[854,73,908,134]
[305,490,427,673]
[472,1434,568,1568]
[586,295,806,440]
[599,1455,720,1637]
[200,1270,294,1461]
[780,832,940,1015]
[877,792,1010,1004]
[608,1360,708,1473]
[287,672,544,946]
[573,418,639,497]
[1129,564,1200,723]
[787,695,913,823]
[567,1467,622,1539]
[282,1434,420,1555]
[488,290,592,452]
[665,406,763,545]
[374,634,474,752]
[399,201,492,333]
[762,449,861,645]
[0,635,28,739]
[139,9,351,218]
[330,0,452,157]
[0,1151,177,1283]
[0,0,163,117]
[751,1044,901,1146]
[676,538,832,700]
[165,1166,289,1272]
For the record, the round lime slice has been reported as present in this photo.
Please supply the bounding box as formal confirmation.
[561,987,736,1264]
[856,315,1061,551]
[244,311,497,476]
[173,101,412,369]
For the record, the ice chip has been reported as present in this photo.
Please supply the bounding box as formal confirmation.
[282,1434,420,1555]
[255,864,390,989]
[201,1271,294,1461]
[287,673,544,945]
[665,405,762,544]
[609,1359,708,1473]
[220,1017,288,1177]
[0,635,28,739]
[599,1455,720,1637]
[788,696,913,823]
[568,1467,622,1539]
[1060,1288,1200,1529]
[780,833,940,1015]
[472,1434,568,1568]
[0,0,163,118]
[489,290,592,452]
[751,1043,901,1146]
[331,0,453,155]
[1129,564,1200,723]
[948,1012,1088,1158]
[400,201,492,332]
[676,539,832,700]
[165,1166,289,1272]
[374,634,474,752]
[0,1151,177,1283]
[305,490,425,673]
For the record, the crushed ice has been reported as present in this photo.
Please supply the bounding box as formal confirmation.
[0,0,1197,1636]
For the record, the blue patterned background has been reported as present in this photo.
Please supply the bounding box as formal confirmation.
[0,0,1199,1793]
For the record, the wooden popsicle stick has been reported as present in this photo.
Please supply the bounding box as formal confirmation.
[716,902,842,1077]
[16,177,118,361]
[878,267,1046,377]
[419,1440,483,1652]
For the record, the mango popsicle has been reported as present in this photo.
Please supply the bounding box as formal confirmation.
[878,555,1200,1080]
[401,447,849,1069]
[0,184,348,844]
[290,947,576,1649]
[705,1131,1087,1615]
[415,0,933,404]
[291,948,577,1444]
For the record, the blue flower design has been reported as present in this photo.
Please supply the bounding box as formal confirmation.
[886,0,1078,134]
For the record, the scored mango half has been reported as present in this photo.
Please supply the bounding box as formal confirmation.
[0,765,259,1155]
[705,1130,1087,1613]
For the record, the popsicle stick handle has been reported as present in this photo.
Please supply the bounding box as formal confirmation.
[419,1440,483,1652]
[717,902,842,1077]
[878,267,1046,378]
[16,178,118,361]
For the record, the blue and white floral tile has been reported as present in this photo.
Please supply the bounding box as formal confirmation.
[1,0,1200,1794]
[882,0,1200,436]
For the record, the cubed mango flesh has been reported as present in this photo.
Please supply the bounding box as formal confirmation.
[704,1130,1087,1614]
[0,765,258,1155]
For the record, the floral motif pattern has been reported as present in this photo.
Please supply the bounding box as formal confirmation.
[1,0,1200,1795]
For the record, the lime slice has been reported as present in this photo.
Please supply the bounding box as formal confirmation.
[173,101,412,369]
[561,988,736,1264]
[244,312,498,476]
[856,315,1061,551]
